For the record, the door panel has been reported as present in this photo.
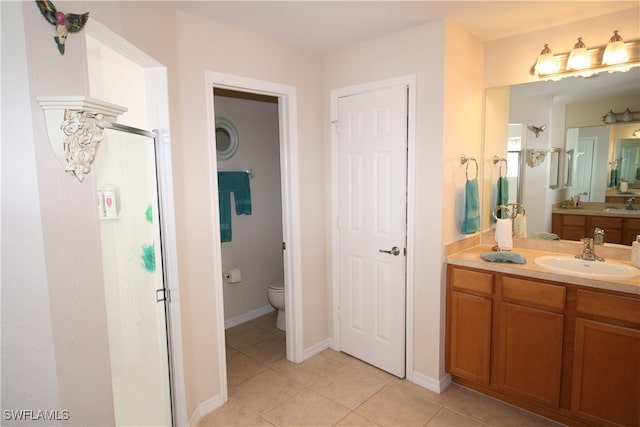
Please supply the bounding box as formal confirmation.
[97,128,172,426]
[338,85,407,377]
[574,138,595,201]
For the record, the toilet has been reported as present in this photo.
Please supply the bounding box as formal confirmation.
[267,281,286,331]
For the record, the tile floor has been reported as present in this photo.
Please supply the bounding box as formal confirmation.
[199,312,565,427]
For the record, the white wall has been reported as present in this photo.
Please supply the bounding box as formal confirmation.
[214,94,284,323]
[509,94,553,233]
[1,3,62,424]
[2,2,117,425]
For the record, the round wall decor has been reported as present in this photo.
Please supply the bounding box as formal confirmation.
[215,117,239,161]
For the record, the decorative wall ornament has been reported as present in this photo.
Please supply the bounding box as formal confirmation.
[526,149,548,167]
[37,96,127,182]
[526,147,561,168]
[528,125,546,138]
[36,0,89,55]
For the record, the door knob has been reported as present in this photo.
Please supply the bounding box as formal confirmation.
[379,246,400,256]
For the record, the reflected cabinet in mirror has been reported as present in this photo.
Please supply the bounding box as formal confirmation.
[483,67,640,245]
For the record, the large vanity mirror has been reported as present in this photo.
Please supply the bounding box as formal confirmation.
[482,67,640,243]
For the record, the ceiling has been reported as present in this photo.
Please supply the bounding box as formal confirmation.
[172,1,639,102]
[171,1,638,52]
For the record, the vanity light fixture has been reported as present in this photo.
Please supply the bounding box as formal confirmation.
[532,30,639,79]
[603,30,629,65]
[633,128,640,137]
[566,38,590,71]
[534,44,558,76]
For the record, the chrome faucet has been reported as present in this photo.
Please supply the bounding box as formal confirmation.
[626,197,636,210]
[576,228,605,261]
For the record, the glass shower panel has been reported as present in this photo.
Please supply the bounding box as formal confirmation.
[96,128,172,426]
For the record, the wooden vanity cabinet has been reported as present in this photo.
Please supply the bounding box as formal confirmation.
[552,213,587,241]
[571,290,640,427]
[588,216,623,244]
[552,212,637,244]
[493,276,565,408]
[446,264,640,427]
[445,267,493,384]
[623,217,640,245]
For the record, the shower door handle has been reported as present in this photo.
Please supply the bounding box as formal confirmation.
[156,288,169,302]
[379,246,400,256]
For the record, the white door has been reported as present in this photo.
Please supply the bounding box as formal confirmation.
[575,138,595,201]
[337,85,408,377]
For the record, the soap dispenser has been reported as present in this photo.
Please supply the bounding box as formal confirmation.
[632,235,640,268]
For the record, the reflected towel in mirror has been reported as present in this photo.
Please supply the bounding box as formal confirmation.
[496,176,509,218]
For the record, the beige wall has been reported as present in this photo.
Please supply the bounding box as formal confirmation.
[324,21,484,384]
[171,11,325,415]
[4,1,638,425]
[484,8,640,89]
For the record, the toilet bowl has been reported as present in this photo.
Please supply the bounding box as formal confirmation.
[267,281,286,331]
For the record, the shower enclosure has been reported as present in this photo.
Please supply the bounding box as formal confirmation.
[96,125,173,426]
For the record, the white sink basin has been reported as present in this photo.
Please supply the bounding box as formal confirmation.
[534,255,639,279]
[603,208,638,214]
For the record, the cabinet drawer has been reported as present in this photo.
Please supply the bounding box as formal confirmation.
[625,218,640,230]
[562,215,586,226]
[589,216,623,229]
[577,290,640,325]
[502,277,565,311]
[451,268,493,296]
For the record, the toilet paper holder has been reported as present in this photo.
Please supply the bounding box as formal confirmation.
[223,267,242,283]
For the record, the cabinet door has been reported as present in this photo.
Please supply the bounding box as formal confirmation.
[572,318,640,427]
[447,291,492,384]
[496,303,564,408]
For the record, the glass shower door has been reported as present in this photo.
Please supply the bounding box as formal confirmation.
[96,126,172,426]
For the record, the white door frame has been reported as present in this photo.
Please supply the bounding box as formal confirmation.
[86,19,188,426]
[204,72,304,376]
[330,75,416,380]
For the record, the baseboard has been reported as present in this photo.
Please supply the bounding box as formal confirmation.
[224,305,274,329]
[303,339,331,360]
[411,371,452,393]
[188,392,226,427]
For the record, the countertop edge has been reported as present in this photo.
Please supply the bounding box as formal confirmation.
[445,246,640,295]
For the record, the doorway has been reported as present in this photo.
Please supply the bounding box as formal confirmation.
[213,89,284,328]
[330,76,416,380]
[205,73,304,402]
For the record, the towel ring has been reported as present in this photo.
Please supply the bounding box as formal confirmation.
[461,155,478,180]
[493,156,507,178]
[493,204,514,221]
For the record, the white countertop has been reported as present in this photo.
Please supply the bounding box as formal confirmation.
[446,245,640,295]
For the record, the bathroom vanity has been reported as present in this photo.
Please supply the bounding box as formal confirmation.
[552,202,640,245]
[445,245,639,427]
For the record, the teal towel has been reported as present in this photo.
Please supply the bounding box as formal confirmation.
[461,178,480,234]
[480,252,526,264]
[609,169,618,188]
[496,176,509,219]
[529,232,560,241]
[218,172,252,242]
